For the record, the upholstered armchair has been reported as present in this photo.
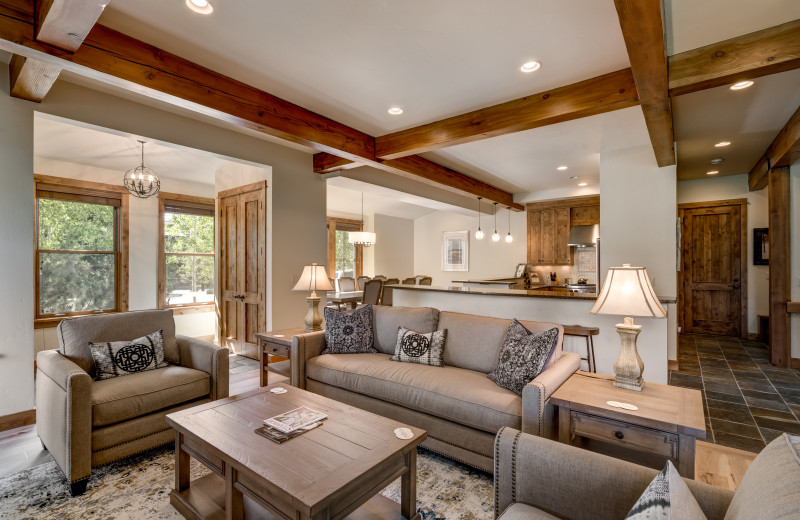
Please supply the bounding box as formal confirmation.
[35,309,228,495]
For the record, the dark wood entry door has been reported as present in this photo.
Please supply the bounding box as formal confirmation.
[680,201,747,337]
[218,181,267,358]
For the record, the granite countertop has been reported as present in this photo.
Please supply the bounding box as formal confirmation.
[452,278,520,284]
[389,284,677,304]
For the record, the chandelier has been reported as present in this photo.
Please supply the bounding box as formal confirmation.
[348,193,376,247]
[123,140,160,199]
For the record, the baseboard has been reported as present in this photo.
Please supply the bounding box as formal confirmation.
[791,358,800,370]
[668,360,678,372]
[0,409,36,433]
[746,333,759,341]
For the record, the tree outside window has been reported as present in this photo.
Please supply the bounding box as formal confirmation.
[164,211,215,306]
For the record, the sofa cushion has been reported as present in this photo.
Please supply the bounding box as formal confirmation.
[58,309,179,376]
[488,321,559,396]
[91,366,210,427]
[724,433,800,520]
[625,460,706,520]
[497,503,559,520]
[323,305,377,354]
[391,327,447,366]
[372,306,439,355]
[437,311,563,374]
[306,353,521,433]
[89,330,170,380]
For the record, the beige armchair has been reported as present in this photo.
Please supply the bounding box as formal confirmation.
[35,309,228,495]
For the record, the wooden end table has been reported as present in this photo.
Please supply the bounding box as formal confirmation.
[549,371,706,478]
[255,327,307,387]
[167,384,426,520]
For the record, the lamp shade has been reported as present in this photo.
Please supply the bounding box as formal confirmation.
[590,265,666,318]
[292,263,335,292]
[348,231,376,247]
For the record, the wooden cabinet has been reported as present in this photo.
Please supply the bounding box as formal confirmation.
[527,195,599,266]
[527,207,571,265]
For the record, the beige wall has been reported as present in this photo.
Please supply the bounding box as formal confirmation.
[0,71,326,418]
[373,214,415,279]
[677,174,770,335]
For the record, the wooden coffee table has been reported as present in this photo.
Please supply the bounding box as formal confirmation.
[166,383,426,520]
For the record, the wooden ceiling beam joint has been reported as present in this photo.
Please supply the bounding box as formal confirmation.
[748,103,800,191]
[8,53,61,102]
[35,0,111,53]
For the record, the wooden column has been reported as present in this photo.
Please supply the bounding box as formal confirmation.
[768,167,790,367]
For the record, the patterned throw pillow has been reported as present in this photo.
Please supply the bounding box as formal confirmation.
[322,304,377,354]
[487,320,558,396]
[390,327,447,366]
[625,461,706,520]
[89,330,170,381]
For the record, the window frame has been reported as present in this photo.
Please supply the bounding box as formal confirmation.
[33,174,130,328]
[326,217,363,281]
[158,192,216,315]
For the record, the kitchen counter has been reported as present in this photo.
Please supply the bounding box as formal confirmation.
[390,284,597,300]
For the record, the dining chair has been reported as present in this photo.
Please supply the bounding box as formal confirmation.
[361,279,382,305]
[380,285,394,306]
[356,276,370,290]
[401,277,416,285]
[383,278,399,285]
[373,275,387,281]
[338,277,356,292]
[419,276,432,285]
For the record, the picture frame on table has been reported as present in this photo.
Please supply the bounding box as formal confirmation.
[514,263,527,278]
[753,228,769,265]
[442,231,469,271]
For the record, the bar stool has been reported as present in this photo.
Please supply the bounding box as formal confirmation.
[563,325,599,373]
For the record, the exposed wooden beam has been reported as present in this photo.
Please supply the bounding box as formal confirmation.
[9,53,60,102]
[35,0,110,52]
[373,69,639,160]
[313,153,362,174]
[749,103,800,191]
[613,0,674,167]
[768,167,790,367]
[669,19,800,97]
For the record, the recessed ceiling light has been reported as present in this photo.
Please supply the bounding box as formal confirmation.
[186,0,213,14]
[730,80,753,90]
[707,170,719,175]
[578,182,588,187]
[557,165,568,171]
[715,141,731,147]
[710,158,724,164]
[520,61,541,73]
[387,107,404,115]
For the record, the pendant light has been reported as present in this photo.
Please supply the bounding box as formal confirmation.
[348,193,376,247]
[123,140,160,199]
[491,202,500,242]
[474,197,485,240]
[505,206,513,243]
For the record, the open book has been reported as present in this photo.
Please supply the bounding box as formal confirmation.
[264,406,327,433]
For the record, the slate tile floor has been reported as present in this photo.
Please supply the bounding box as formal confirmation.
[669,334,800,453]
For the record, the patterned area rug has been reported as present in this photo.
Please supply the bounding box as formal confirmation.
[0,446,493,520]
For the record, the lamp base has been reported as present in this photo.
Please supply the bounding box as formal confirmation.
[612,317,645,392]
[303,296,323,332]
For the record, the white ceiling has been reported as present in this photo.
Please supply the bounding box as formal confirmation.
[33,114,241,185]
[674,68,800,181]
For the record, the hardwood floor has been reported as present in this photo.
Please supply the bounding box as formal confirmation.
[0,353,755,492]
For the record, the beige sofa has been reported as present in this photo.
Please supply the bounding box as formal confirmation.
[494,426,800,520]
[35,309,228,495]
[291,306,581,472]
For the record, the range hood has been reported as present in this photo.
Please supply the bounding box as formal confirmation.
[567,224,599,247]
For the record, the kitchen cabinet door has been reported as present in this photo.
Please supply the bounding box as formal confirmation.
[527,209,542,264]
[527,207,572,265]
[539,209,556,264]
[555,207,571,264]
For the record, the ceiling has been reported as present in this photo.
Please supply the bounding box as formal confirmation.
[33,114,245,185]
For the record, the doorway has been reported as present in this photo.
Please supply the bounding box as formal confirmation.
[678,199,747,337]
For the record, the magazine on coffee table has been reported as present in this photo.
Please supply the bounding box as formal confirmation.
[263,406,327,433]
[255,422,322,444]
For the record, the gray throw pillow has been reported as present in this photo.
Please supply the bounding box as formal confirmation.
[89,330,170,381]
[391,327,447,366]
[625,460,706,520]
[322,304,377,354]
[487,320,558,395]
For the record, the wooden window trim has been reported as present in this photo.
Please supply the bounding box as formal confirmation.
[326,217,364,280]
[33,175,129,328]
[158,192,216,312]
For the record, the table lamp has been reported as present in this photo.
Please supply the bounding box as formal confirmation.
[292,263,335,332]
[590,264,666,391]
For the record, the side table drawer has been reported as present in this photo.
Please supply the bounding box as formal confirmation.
[571,411,678,459]
[263,342,289,358]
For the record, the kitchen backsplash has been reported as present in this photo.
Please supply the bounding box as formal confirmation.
[527,247,597,285]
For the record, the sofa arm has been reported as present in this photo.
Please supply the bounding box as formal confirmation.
[494,428,733,520]
[176,335,229,400]
[521,351,580,437]
[291,331,325,389]
[35,350,93,486]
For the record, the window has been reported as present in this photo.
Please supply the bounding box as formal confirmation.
[158,194,215,311]
[326,217,363,281]
[34,175,129,327]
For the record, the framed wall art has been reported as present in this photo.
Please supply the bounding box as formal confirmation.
[442,231,469,271]
[753,228,768,265]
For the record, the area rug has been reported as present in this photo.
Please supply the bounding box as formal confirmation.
[0,446,493,520]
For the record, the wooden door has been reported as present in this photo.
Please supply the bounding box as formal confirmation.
[680,201,746,337]
[218,182,266,358]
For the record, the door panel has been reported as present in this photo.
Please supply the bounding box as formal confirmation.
[682,204,743,336]
[539,209,556,264]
